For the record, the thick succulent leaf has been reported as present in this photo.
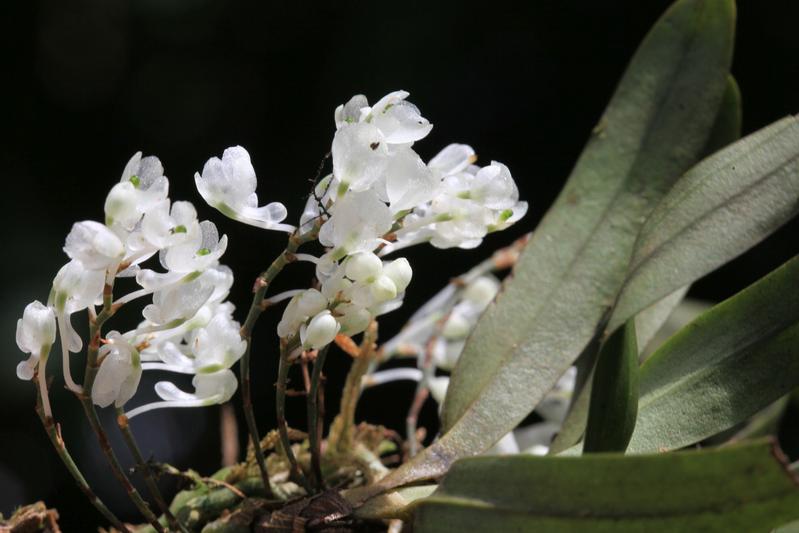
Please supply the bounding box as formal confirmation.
[549,75,740,456]
[584,320,639,452]
[634,287,690,353]
[413,440,799,532]
[627,255,799,453]
[607,114,799,333]
[441,0,733,435]
[639,296,713,359]
[548,292,703,455]
[549,287,692,455]
[357,0,734,492]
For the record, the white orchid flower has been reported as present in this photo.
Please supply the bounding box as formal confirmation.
[195,146,294,232]
[125,369,238,419]
[140,308,243,373]
[134,200,199,252]
[382,149,438,214]
[16,301,57,416]
[92,332,142,408]
[49,260,105,392]
[318,190,392,258]
[64,221,125,270]
[385,156,527,252]
[368,90,433,144]
[15,301,57,381]
[160,220,227,273]
[104,152,168,231]
[334,91,432,144]
[140,266,227,327]
[277,288,328,338]
[332,122,390,193]
[191,313,247,373]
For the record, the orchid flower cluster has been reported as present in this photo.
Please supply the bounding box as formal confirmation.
[196,90,527,351]
[16,153,241,419]
[14,89,529,530]
[16,89,526,449]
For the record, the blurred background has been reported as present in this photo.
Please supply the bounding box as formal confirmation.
[1,0,798,528]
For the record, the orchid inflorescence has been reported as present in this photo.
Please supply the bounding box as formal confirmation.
[15,90,527,528]
[17,90,526,421]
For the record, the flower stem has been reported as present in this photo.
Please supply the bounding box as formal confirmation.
[33,379,129,532]
[79,285,166,533]
[406,313,449,457]
[406,383,431,458]
[328,322,378,455]
[239,226,319,497]
[306,345,330,491]
[116,409,189,533]
[276,337,310,491]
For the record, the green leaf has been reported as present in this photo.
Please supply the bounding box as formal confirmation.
[413,440,799,532]
[606,114,799,334]
[634,287,690,354]
[548,74,740,456]
[638,295,713,359]
[627,255,799,454]
[440,0,733,434]
[547,374,592,455]
[584,320,639,453]
[548,288,690,455]
[636,72,738,350]
[363,0,734,491]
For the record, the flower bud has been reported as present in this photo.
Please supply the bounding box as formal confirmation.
[370,275,397,303]
[104,181,139,229]
[302,310,339,349]
[382,258,412,293]
[463,276,500,308]
[345,252,383,283]
[428,377,450,405]
[442,312,471,340]
[337,304,372,336]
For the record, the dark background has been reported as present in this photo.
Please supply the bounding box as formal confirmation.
[1,0,798,529]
